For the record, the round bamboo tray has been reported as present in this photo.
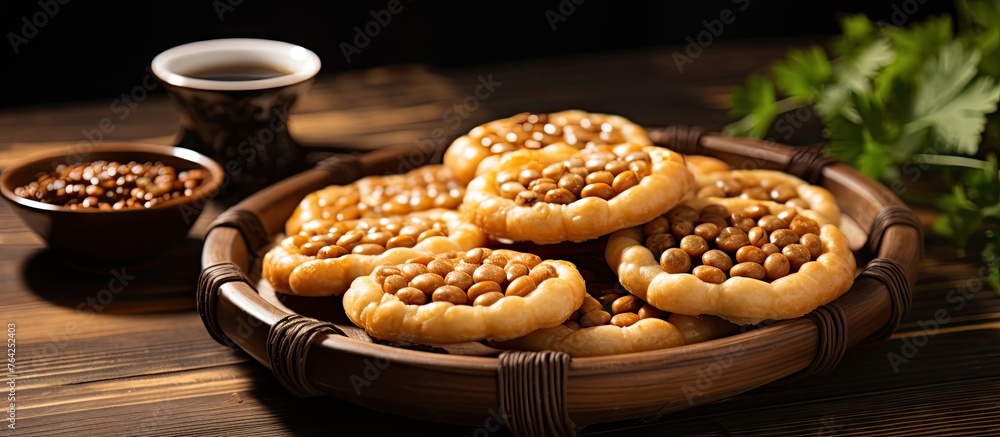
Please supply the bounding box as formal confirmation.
[199,126,922,436]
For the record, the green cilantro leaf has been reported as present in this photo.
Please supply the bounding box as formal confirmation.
[725,74,778,138]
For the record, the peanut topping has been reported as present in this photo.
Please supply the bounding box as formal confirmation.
[286,215,453,261]
[642,203,824,283]
[378,250,559,306]
[498,148,652,205]
[471,112,630,153]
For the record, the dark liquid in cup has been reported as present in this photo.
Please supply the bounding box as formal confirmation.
[185,63,291,81]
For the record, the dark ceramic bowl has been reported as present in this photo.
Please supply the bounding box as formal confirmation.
[0,143,224,265]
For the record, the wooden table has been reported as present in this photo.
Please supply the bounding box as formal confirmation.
[3,40,999,436]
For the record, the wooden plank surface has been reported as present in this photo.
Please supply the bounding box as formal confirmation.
[2,39,998,436]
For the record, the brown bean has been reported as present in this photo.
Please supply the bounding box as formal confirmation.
[400,263,429,281]
[694,222,720,240]
[611,313,640,328]
[568,166,589,178]
[790,215,821,237]
[585,171,614,186]
[513,253,543,269]
[467,280,501,301]
[395,287,427,305]
[680,235,709,258]
[505,276,537,297]
[770,184,798,202]
[382,275,408,294]
[337,230,364,246]
[770,229,800,248]
[528,264,558,284]
[716,227,751,252]
[660,248,692,273]
[445,270,475,291]
[557,173,585,196]
[611,295,641,314]
[580,310,612,327]
[671,221,695,239]
[544,188,577,204]
[374,266,402,284]
[637,304,668,320]
[300,242,324,256]
[432,285,468,305]
[385,235,417,249]
[748,227,768,247]
[668,206,700,223]
[473,291,504,307]
[410,273,446,295]
[463,248,492,264]
[611,170,639,194]
[786,198,810,209]
[699,213,729,230]
[352,243,386,255]
[741,187,771,200]
[515,190,539,206]
[757,215,788,233]
[585,158,609,173]
[761,243,780,256]
[454,262,479,277]
[598,293,619,307]
[505,262,530,282]
[702,249,734,271]
[500,181,527,199]
[316,245,349,259]
[801,233,823,259]
[599,159,624,174]
[473,264,506,284]
[581,183,615,200]
[417,229,445,242]
[482,254,509,268]
[741,204,769,220]
[736,245,766,264]
[542,162,567,180]
[643,216,670,236]
[625,151,651,162]
[782,244,812,270]
[763,253,790,280]
[517,168,542,186]
[427,259,454,277]
[730,262,766,280]
[693,265,727,284]
[645,233,676,256]
[776,208,798,223]
[698,186,726,198]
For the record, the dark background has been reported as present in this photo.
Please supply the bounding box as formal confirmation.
[1,0,956,109]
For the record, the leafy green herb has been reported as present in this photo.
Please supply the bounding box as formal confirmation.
[725,0,1000,291]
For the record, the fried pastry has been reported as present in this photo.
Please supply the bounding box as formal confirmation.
[695,170,840,225]
[685,155,731,185]
[462,143,695,244]
[286,165,466,235]
[444,110,652,183]
[606,200,856,325]
[342,248,586,344]
[264,209,487,296]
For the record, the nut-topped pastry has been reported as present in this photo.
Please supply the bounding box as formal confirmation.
[696,170,840,225]
[606,199,855,324]
[286,165,466,235]
[444,110,653,183]
[462,143,695,244]
[342,248,586,344]
[492,264,738,357]
[264,210,487,296]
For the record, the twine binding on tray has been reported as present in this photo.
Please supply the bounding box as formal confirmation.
[867,205,923,257]
[800,304,849,378]
[786,145,838,185]
[498,351,577,437]
[859,257,912,342]
[649,125,705,155]
[197,262,251,347]
[315,154,364,185]
[209,209,271,255]
[266,314,342,398]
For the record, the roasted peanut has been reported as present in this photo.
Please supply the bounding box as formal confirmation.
[763,253,790,280]
[660,248,692,273]
[716,227,751,252]
[680,235,709,258]
[395,287,427,305]
[782,243,812,270]
[693,265,727,284]
[730,262,766,280]
[702,249,734,271]
[505,276,537,297]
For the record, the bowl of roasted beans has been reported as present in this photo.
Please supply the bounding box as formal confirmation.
[0,143,224,264]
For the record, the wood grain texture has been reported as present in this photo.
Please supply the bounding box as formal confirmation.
[1,39,997,436]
